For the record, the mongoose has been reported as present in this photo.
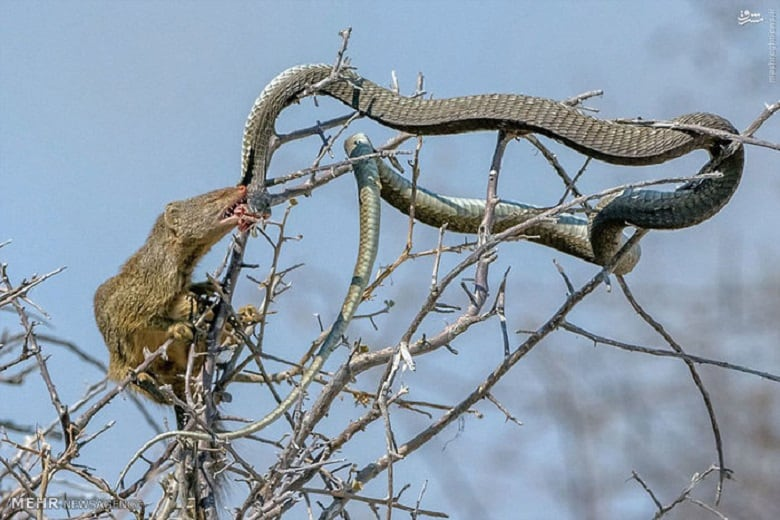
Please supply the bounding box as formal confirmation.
[94,185,257,413]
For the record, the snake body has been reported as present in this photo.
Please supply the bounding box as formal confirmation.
[242,64,743,271]
[372,156,641,274]
[197,133,381,440]
[241,133,381,435]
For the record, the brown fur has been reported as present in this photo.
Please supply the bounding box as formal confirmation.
[94,186,252,404]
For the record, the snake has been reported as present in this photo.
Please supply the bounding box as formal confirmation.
[240,64,744,273]
[220,133,381,438]
[148,66,743,443]
[369,154,641,274]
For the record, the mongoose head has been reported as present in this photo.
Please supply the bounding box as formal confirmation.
[162,185,256,251]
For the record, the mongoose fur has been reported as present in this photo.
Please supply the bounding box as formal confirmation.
[94,185,256,409]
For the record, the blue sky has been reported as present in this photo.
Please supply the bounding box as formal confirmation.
[2,1,778,518]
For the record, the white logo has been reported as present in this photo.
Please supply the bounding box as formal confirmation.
[738,9,764,25]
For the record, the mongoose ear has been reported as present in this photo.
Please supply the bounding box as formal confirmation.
[164,203,182,235]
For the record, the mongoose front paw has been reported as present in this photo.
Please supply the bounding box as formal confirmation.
[238,304,263,326]
[199,307,215,324]
[168,321,195,341]
[136,370,159,388]
[135,371,172,404]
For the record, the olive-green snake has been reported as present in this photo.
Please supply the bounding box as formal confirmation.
[241,64,744,273]
[149,64,743,443]
[369,154,642,274]
[219,133,381,438]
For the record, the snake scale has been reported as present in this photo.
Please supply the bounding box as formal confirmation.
[241,64,744,274]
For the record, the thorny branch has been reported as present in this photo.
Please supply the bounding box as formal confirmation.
[2,31,779,520]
